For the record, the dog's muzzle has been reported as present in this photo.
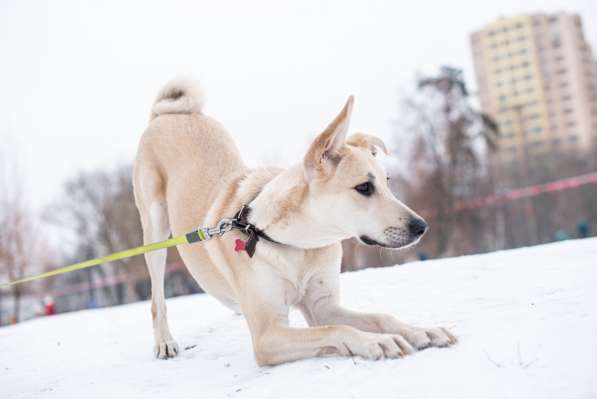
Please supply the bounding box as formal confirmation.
[359,216,428,249]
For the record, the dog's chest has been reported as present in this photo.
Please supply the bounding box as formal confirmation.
[262,245,340,307]
[279,268,315,307]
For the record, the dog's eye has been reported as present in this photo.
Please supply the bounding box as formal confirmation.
[354,182,374,196]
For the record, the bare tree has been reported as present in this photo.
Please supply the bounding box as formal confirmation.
[394,66,499,257]
[0,148,42,324]
[46,165,145,308]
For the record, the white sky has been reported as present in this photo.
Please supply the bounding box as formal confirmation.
[1,0,596,212]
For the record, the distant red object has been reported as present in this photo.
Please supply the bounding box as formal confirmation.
[44,297,55,316]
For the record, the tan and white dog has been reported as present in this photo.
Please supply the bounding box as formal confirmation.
[133,79,456,365]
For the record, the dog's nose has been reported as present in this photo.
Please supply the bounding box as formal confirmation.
[408,217,428,237]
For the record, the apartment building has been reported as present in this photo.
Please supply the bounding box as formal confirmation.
[470,13,597,183]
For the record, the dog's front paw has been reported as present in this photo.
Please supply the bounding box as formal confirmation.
[405,327,458,350]
[154,339,179,359]
[339,331,415,360]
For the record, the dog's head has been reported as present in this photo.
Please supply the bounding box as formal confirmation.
[251,96,427,250]
[299,96,427,249]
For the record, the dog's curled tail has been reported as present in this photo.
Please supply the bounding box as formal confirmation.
[150,78,205,120]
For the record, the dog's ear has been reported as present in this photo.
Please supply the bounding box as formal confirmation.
[346,133,389,157]
[303,96,353,180]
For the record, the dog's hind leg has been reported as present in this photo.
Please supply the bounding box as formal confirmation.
[135,168,178,359]
[145,200,179,358]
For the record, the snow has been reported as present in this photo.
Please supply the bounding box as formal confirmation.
[1,238,596,399]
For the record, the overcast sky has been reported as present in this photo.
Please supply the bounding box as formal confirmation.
[1,0,596,212]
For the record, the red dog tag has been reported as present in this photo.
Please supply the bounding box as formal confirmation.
[234,239,246,252]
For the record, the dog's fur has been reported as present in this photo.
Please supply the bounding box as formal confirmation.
[133,79,456,365]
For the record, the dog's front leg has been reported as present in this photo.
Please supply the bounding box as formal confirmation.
[308,305,457,350]
[300,271,457,350]
[251,323,416,366]
[239,272,412,366]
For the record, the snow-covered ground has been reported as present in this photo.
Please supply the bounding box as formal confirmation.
[1,238,596,399]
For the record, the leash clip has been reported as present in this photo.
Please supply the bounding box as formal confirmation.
[216,218,234,236]
[199,218,234,241]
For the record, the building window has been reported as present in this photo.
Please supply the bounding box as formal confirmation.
[528,127,542,134]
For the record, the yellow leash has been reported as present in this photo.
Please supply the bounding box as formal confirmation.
[0,218,235,289]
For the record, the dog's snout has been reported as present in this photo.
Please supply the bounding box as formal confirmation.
[408,217,428,237]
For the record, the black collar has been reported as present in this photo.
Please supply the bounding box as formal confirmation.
[231,205,283,257]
